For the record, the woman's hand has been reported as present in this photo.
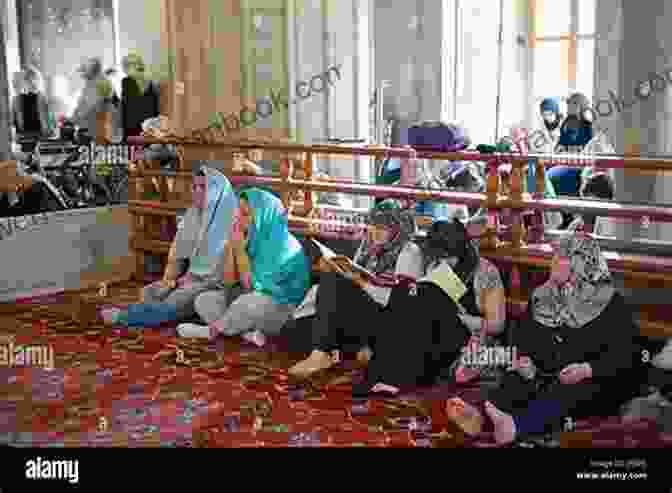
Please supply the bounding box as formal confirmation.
[559,362,592,384]
[457,314,484,335]
[176,272,194,288]
[157,277,176,290]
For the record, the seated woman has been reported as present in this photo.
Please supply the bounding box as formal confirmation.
[176,188,310,347]
[445,234,644,444]
[101,167,237,326]
[288,200,423,378]
[354,219,507,396]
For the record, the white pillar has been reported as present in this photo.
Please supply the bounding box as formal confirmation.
[613,0,672,244]
[0,6,11,160]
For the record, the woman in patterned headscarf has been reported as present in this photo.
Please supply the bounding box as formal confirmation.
[288,200,424,378]
[352,218,507,397]
[445,234,644,444]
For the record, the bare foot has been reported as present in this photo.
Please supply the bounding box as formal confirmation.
[445,397,483,436]
[455,365,481,384]
[288,350,335,378]
[241,330,266,347]
[484,401,516,445]
[371,383,399,395]
[357,347,373,365]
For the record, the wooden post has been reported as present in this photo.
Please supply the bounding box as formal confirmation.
[484,158,500,249]
[535,158,546,199]
[510,159,526,248]
[303,152,314,215]
[279,157,293,212]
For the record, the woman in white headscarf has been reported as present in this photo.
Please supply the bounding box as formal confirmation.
[100,166,238,327]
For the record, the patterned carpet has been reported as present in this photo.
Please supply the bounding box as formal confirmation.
[1,281,671,448]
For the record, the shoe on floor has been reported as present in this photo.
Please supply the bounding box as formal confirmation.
[177,323,215,339]
[100,307,121,325]
[288,350,335,378]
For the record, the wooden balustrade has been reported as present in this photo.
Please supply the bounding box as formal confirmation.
[124,137,672,337]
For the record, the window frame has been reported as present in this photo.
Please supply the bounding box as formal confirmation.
[530,0,596,99]
[15,0,120,69]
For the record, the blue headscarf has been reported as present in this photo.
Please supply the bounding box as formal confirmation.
[186,168,238,276]
[238,188,310,306]
[540,97,560,114]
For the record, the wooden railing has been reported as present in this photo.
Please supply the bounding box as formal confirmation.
[126,137,672,338]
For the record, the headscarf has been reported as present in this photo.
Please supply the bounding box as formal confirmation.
[532,234,615,328]
[173,167,238,280]
[239,188,310,306]
[354,199,416,275]
[540,97,562,132]
[419,218,479,283]
[559,93,594,148]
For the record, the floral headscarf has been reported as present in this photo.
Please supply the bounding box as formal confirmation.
[354,199,416,275]
[532,234,615,328]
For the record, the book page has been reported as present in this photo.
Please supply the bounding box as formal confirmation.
[312,238,338,259]
[420,261,467,308]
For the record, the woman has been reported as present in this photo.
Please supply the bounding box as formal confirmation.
[12,66,50,139]
[354,218,507,396]
[288,200,423,378]
[528,97,563,155]
[177,188,311,347]
[446,234,644,444]
[100,167,238,327]
[72,57,118,139]
[120,53,160,141]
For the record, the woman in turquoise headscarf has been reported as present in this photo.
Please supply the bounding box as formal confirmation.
[177,188,310,347]
[100,166,238,327]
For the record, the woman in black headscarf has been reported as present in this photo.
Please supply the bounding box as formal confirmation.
[353,218,507,397]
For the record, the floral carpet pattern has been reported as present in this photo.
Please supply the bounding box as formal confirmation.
[0,282,671,448]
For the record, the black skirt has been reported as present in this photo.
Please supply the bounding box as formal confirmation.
[355,282,470,395]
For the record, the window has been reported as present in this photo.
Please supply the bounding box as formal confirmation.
[532,0,596,105]
[453,0,501,145]
[17,0,116,117]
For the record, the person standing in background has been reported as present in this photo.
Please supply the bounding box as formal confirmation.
[120,53,160,142]
[72,57,117,140]
[12,66,50,139]
[528,97,563,155]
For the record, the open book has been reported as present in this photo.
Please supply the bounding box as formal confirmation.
[419,261,468,314]
[312,238,374,278]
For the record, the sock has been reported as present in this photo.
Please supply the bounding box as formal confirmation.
[112,310,128,326]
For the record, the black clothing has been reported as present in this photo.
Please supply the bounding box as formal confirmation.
[20,94,42,134]
[311,272,385,353]
[356,282,470,395]
[121,78,159,140]
[485,292,644,435]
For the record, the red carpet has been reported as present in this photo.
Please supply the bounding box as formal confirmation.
[0,281,670,448]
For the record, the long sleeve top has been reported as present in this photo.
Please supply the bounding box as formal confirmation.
[518,292,642,379]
